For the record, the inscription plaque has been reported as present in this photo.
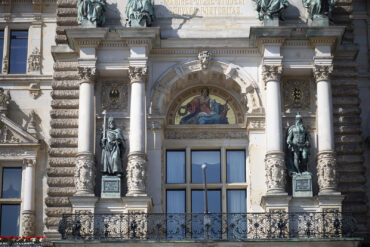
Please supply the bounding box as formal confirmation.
[292,172,313,197]
[101,176,121,198]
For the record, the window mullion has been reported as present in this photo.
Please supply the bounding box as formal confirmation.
[186,146,191,213]
[2,26,9,74]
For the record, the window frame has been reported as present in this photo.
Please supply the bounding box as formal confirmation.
[164,141,248,214]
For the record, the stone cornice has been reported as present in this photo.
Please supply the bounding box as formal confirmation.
[118,27,160,50]
[65,28,109,50]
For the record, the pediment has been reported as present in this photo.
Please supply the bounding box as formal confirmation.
[0,115,39,145]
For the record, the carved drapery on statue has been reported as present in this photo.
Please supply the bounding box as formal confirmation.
[126,0,155,27]
[286,113,310,175]
[75,152,95,195]
[303,0,336,19]
[100,116,125,176]
[77,0,106,26]
[255,0,289,20]
[265,152,286,193]
[127,152,147,196]
[317,151,337,193]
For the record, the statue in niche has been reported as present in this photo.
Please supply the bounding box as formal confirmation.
[286,112,310,176]
[125,0,155,27]
[179,88,230,125]
[100,115,126,176]
[303,0,336,19]
[255,0,289,20]
[77,0,106,27]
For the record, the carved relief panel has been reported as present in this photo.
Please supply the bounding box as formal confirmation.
[101,82,129,112]
[282,79,314,114]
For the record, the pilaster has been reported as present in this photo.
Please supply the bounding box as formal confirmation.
[22,158,36,237]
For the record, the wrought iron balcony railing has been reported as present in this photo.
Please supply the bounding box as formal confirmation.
[58,212,357,241]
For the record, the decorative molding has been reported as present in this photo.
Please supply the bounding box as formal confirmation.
[151,48,259,56]
[265,151,286,194]
[29,82,41,99]
[247,117,265,131]
[27,48,41,73]
[78,67,96,84]
[100,41,128,48]
[165,127,247,139]
[101,82,128,111]
[21,211,35,237]
[128,66,148,84]
[313,65,333,82]
[317,151,337,193]
[126,152,147,196]
[76,39,102,48]
[198,50,212,70]
[262,65,282,83]
[242,89,263,114]
[74,152,95,196]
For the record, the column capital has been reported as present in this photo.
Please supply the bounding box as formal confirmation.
[78,66,96,84]
[262,64,282,83]
[128,66,148,84]
[23,158,36,167]
[313,64,333,82]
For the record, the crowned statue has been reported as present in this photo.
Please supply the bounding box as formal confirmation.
[100,115,126,177]
[77,0,106,27]
[286,112,311,176]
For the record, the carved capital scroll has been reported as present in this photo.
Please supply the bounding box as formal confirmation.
[262,65,282,83]
[265,151,286,194]
[313,65,333,82]
[74,152,95,196]
[128,66,148,84]
[78,66,96,84]
[317,151,337,193]
[126,151,147,196]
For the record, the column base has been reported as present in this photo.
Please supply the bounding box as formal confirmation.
[122,196,153,213]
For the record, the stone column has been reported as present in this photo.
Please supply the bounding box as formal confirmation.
[75,66,96,196]
[262,64,286,195]
[127,66,148,196]
[22,159,36,237]
[314,65,338,194]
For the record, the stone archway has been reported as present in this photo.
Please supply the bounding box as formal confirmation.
[149,58,263,116]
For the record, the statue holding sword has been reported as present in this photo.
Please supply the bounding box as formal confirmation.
[100,114,126,177]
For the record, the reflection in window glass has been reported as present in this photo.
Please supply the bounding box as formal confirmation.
[0,31,3,73]
[227,150,246,183]
[167,151,185,183]
[2,168,22,198]
[191,151,220,183]
[166,190,185,240]
[192,190,221,239]
[9,31,28,74]
[0,204,20,236]
[227,190,246,239]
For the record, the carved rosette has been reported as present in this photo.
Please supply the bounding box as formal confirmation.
[78,67,96,84]
[128,66,148,84]
[313,65,333,82]
[74,152,95,196]
[198,50,212,70]
[265,152,286,193]
[126,152,147,196]
[262,65,282,83]
[21,210,35,237]
[317,151,337,193]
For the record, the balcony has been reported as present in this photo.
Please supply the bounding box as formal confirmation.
[58,212,358,242]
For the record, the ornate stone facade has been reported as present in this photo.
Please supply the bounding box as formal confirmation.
[126,152,147,196]
[27,47,41,73]
[262,65,282,83]
[74,152,95,195]
[265,152,286,194]
[313,65,333,82]
[198,50,212,70]
[317,151,337,193]
[128,66,147,84]
[22,211,35,237]
[78,66,96,83]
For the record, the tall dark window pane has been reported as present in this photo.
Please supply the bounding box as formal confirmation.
[0,204,20,236]
[0,31,3,73]
[2,168,22,198]
[227,150,246,183]
[9,31,28,74]
[166,190,185,240]
[167,151,185,183]
[191,190,221,239]
[191,151,220,183]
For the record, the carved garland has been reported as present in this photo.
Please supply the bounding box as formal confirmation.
[313,65,333,82]
[262,65,283,83]
[265,151,286,193]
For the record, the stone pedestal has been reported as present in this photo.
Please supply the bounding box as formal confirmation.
[292,172,313,198]
[122,196,153,213]
[261,194,292,212]
[101,176,121,198]
[317,194,344,212]
[69,196,99,214]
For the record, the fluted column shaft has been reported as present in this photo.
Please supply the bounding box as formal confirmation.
[22,159,36,236]
[75,66,96,196]
[263,65,286,194]
[314,65,338,194]
[127,66,148,196]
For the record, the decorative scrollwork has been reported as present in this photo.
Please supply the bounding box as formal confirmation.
[78,67,96,83]
[128,66,148,84]
[262,65,282,83]
[313,65,333,82]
